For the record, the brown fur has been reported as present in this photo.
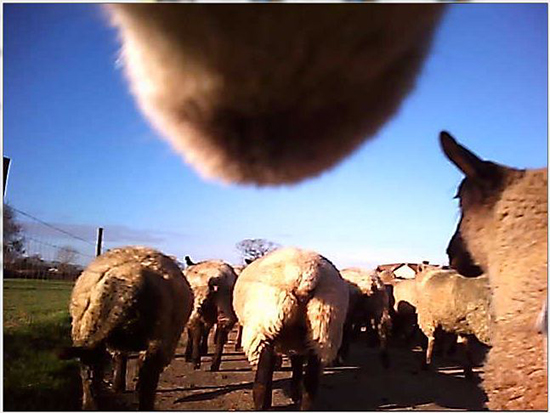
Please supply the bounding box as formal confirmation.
[441,131,547,410]
[106,4,444,185]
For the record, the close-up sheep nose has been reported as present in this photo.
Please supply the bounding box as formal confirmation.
[106,4,445,185]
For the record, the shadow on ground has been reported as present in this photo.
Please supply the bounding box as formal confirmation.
[101,327,488,411]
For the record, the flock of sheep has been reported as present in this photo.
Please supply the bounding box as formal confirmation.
[62,3,546,411]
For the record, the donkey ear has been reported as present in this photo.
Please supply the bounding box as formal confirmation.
[440,131,486,179]
[440,131,502,186]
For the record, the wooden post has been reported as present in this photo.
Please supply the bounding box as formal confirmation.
[96,227,104,257]
[3,156,11,196]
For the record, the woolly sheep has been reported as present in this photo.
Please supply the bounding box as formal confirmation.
[414,264,491,378]
[183,258,238,371]
[231,264,246,351]
[338,267,392,368]
[389,278,419,346]
[105,4,444,185]
[233,247,348,410]
[231,263,281,367]
[66,246,193,410]
[441,131,547,410]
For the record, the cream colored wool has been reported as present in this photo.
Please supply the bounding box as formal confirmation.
[457,167,548,410]
[340,267,392,332]
[232,265,245,277]
[70,246,193,361]
[392,279,417,314]
[414,268,491,346]
[106,4,444,185]
[233,247,349,366]
[340,267,381,296]
[184,260,237,327]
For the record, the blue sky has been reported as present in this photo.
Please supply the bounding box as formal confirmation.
[3,3,548,269]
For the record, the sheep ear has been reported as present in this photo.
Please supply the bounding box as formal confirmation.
[440,131,502,187]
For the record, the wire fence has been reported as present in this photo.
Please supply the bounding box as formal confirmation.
[4,205,99,281]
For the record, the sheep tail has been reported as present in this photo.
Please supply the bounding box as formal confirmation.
[292,264,321,301]
[71,270,144,348]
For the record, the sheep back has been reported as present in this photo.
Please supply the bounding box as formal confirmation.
[70,246,193,361]
[233,247,348,366]
[392,278,417,315]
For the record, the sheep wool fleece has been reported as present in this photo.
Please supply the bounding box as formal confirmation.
[233,247,349,366]
[70,246,193,360]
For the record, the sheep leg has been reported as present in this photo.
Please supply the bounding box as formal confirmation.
[79,348,106,410]
[200,324,211,356]
[378,323,390,369]
[446,334,458,356]
[210,325,229,372]
[136,352,163,411]
[112,352,127,393]
[274,354,283,371]
[459,335,474,380]
[290,355,304,405]
[300,353,321,411]
[191,324,203,369]
[253,344,276,410]
[185,329,193,362]
[235,325,243,351]
[80,364,99,410]
[336,322,353,365]
[133,352,146,387]
[422,334,435,370]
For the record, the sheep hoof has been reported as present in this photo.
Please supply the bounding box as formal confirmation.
[193,362,201,370]
[210,363,220,372]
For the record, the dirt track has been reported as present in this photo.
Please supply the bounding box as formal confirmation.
[114,327,488,411]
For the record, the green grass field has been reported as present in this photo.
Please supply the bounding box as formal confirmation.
[3,279,82,410]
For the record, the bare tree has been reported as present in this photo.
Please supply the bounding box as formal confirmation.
[3,203,25,265]
[235,239,280,264]
[57,246,78,266]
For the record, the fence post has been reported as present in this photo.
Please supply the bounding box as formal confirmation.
[4,156,11,196]
[96,227,104,257]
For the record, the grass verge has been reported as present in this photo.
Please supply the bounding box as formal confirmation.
[3,279,82,410]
